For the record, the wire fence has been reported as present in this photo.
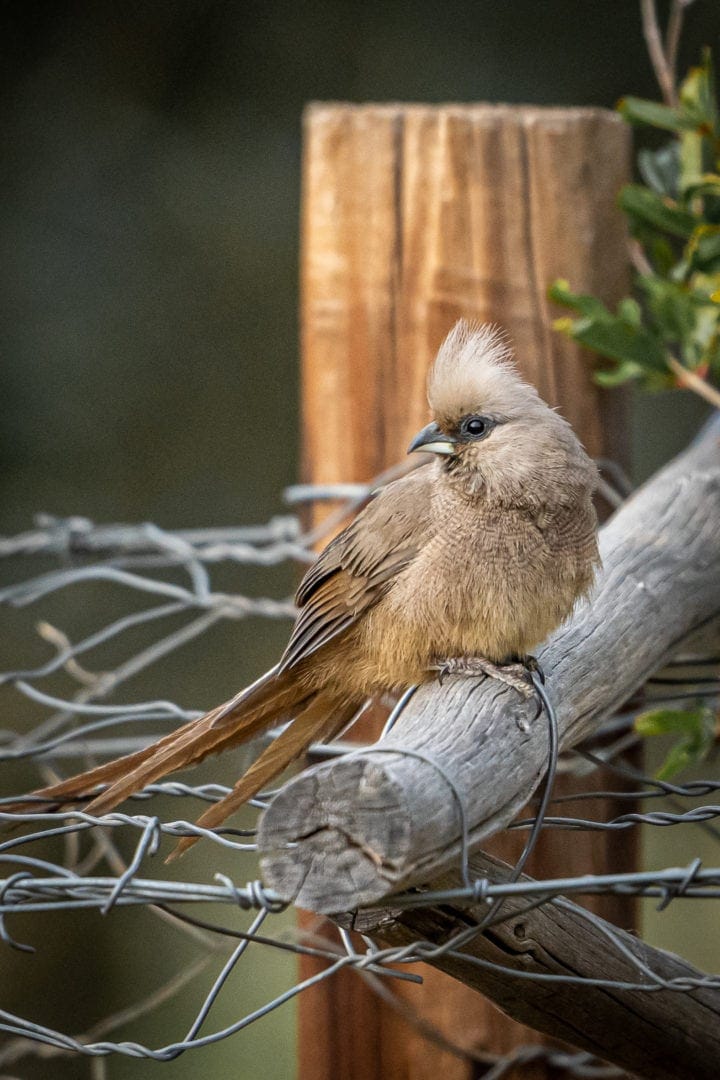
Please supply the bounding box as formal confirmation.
[0,467,718,1078]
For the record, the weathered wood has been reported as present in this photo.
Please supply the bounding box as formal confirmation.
[345,850,720,1080]
[296,102,632,1078]
[301,103,630,474]
[260,414,720,912]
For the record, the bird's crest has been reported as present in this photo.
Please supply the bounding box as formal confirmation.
[427,320,536,421]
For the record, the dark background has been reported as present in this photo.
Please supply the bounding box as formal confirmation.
[0,2,717,1077]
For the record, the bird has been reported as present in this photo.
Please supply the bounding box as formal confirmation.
[11,321,599,857]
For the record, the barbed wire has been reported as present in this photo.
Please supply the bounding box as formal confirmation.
[0,468,718,1076]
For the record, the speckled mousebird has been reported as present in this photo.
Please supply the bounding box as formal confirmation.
[13,321,599,856]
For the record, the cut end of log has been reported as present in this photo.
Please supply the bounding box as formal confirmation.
[258,755,413,912]
[257,673,544,913]
[259,419,720,915]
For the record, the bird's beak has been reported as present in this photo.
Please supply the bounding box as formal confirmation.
[407,421,457,456]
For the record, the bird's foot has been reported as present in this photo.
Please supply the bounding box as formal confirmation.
[431,655,540,700]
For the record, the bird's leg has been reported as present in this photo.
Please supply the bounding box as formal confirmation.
[431,655,538,699]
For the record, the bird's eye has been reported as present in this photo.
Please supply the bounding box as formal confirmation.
[460,415,489,439]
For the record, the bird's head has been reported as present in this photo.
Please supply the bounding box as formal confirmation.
[408,320,594,502]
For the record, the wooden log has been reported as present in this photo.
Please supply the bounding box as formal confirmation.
[295,102,632,1078]
[260,415,720,911]
[344,850,720,1080]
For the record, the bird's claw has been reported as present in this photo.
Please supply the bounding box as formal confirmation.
[434,659,479,687]
[430,654,543,703]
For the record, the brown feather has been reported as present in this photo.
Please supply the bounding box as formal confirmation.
[167,691,358,860]
[13,669,312,817]
[278,468,433,675]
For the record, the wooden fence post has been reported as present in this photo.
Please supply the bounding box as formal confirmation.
[298,103,631,1080]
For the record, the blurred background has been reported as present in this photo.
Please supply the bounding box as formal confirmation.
[0,2,718,1077]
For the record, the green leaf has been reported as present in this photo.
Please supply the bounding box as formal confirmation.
[638,275,697,342]
[617,297,642,327]
[683,298,720,368]
[686,226,720,273]
[683,174,720,201]
[550,281,669,374]
[619,184,697,239]
[682,176,720,228]
[678,51,719,192]
[618,97,694,133]
[680,128,708,193]
[637,271,720,368]
[634,706,716,780]
[593,360,645,387]
[638,144,680,199]
[548,280,607,317]
[570,314,668,371]
[679,49,717,132]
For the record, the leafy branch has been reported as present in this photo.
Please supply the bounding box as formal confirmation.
[551,1,720,410]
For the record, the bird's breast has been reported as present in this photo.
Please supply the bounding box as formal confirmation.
[358,498,596,681]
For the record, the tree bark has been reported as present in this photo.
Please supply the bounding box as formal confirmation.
[343,849,720,1080]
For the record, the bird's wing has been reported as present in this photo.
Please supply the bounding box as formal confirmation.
[278,464,435,672]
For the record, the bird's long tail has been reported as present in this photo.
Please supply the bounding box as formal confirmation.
[7,668,358,855]
[168,688,358,859]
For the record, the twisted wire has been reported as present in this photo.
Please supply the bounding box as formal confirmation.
[0,483,718,1071]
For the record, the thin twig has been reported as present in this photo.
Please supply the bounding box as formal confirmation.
[665,0,695,87]
[640,0,679,106]
[668,356,720,408]
[628,237,654,277]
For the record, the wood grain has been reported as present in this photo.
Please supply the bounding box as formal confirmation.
[346,849,720,1080]
[296,103,632,1080]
